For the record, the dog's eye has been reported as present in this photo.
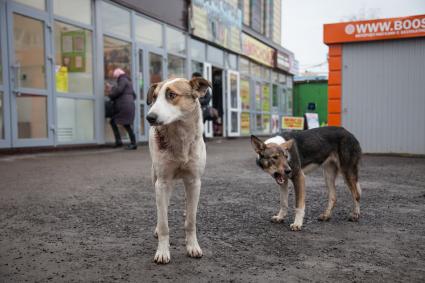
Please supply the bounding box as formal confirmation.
[166,92,177,100]
[272,155,279,160]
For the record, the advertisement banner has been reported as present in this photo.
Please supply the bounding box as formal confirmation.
[282,116,304,130]
[241,33,274,67]
[324,14,425,44]
[191,0,242,53]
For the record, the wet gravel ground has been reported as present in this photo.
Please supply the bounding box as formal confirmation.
[0,138,425,282]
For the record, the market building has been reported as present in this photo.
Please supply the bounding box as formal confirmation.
[0,0,296,149]
[324,14,425,155]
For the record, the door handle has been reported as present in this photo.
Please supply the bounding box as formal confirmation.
[11,63,21,96]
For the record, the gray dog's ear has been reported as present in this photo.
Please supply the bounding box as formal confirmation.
[251,135,266,154]
[146,83,158,106]
[189,77,211,98]
[281,139,294,151]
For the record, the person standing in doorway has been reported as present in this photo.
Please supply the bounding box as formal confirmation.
[192,72,212,123]
[106,68,137,150]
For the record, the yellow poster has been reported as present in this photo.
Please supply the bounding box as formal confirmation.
[55,66,69,93]
[241,112,250,135]
[282,116,304,130]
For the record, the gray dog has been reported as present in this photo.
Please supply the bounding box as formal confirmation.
[251,126,362,230]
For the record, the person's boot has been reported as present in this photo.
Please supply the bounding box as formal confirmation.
[125,144,137,150]
[113,142,123,148]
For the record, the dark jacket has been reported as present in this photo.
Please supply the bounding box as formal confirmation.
[109,74,135,125]
[199,88,212,108]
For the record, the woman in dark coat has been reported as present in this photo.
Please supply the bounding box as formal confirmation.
[107,68,137,150]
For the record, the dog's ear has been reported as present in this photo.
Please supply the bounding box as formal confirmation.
[190,77,211,98]
[281,139,295,151]
[251,135,266,154]
[146,83,158,106]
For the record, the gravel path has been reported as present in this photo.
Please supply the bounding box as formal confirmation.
[1,139,425,282]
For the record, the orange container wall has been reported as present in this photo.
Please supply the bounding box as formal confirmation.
[327,44,342,126]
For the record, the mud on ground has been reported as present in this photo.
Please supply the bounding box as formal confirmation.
[1,139,425,282]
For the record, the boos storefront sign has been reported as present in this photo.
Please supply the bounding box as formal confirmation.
[324,14,425,44]
[191,0,242,53]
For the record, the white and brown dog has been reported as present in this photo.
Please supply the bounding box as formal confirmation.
[146,77,211,264]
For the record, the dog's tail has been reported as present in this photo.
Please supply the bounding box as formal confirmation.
[338,129,362,182]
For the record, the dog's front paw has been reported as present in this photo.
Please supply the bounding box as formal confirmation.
[186,242,203,258]
[318,213,331,221]
[349,212,360,222]
[271,215,285,223]
[290,223,302,231]
[154,247,170,264]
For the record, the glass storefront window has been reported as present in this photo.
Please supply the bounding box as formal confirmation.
[57,98,94,142]
[190,39,205,62]
[54,21,93,94]
[103,36,131,91]
[168,54,185,78]
[256,114,262,132]
[271,71,279,83]
[240,78,250,110]
[54,0,91,25]
[191,61,203,76]
[263,114,271,134]
[17,94,47,139]
[279,73,287,84]
[102,2,130,38]
[262,84,270,112]
[135,16,163,48]
[241,112,250,135]
[230,73,238,109]
[226,53,237,70]
[0,92,3,139]
[261,67,270,81]
[207,45,224,66]
[239,57,249,74]
[166,27,186,55]
[280,88,286,113]
[15,0,45,10]
[13,14,46,89]
[272,85,279,108]
[286,89,293,115]
[251,62,262,79]
[255,82,261,111]
[287,76,293,88]
[149,52,163,84]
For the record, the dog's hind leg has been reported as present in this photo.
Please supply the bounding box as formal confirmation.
[271,180,289,223]
[154,179,174,264]
[183,177,203,258]
[290,172,306,231]
[319,161,338,221]
[343,171,361,222]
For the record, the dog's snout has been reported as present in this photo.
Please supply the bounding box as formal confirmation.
[284,168,292,175]
[146,113,158,124]
[273,172,280,178]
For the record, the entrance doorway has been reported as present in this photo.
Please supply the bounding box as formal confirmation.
[212,67,223,136]
[2,3,54,148]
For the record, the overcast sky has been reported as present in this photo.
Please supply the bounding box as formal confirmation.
[282,0,425,75]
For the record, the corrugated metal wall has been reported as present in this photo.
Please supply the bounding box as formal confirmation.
[342,38,425,154]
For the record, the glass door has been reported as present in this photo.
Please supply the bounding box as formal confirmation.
[136,44,165,141]
[0,2,10,148]
[7,4,53,147]
[226,70,240,137]
[203,62,213,138]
